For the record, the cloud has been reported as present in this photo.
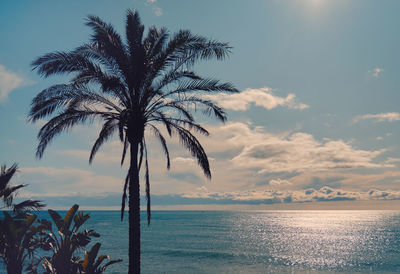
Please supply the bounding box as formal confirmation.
[152,6,163,16]
[18,185,400,209]
[58,148,123,164]
[178,186,400,204]
[20,166,123,195]
[146,0,163,16]
[31,119,397,198]
[208,122,389,174]
[205,87,309,111]
[369,67,384,78]
[269,179,292,186]
[353,112,400,123]
[0,64,26,102]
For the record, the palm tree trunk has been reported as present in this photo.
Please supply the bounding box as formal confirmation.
[6,256,22,274]
[129,141,141,274]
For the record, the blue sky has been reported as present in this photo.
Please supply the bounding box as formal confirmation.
[1,0,400,209]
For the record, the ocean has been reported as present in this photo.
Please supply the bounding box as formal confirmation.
[3,210,400,273]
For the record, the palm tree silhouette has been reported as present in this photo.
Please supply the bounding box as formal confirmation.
[0,164,45,273]
[0,163,44,213]
[30,9,237,273]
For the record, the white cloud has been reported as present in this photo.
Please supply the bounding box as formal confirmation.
[385,157,400,164]
[173,157,195,164]
[269,179,292,186]
[36,120,397,197]
[20,166,123,195]
[146,0,163,16]
[207,122,389,174]
[369,67,384,78]
[0,64,26,102]
[58,148,122,164]
[152,6,163,16]
[205,87,309,111]
[353,112,400,123]
[181,186,400,204]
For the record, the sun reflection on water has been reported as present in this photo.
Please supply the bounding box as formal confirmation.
[228,210,400,271]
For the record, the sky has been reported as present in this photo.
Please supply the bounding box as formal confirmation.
[1,0,400,209]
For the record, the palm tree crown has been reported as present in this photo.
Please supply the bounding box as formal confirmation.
[30,9,237,273]
[0,164,44,213]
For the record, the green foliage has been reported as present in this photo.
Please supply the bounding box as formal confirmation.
[81,243,122,274]
[0,212,50,274]
[0,163,46,273]
[41,204,120,274]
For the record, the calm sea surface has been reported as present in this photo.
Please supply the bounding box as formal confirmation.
[4,210,400,273]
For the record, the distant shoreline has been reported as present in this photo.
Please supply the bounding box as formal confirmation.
[43,200,400,211]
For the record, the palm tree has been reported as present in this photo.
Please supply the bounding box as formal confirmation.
[0,164,44,213]
[30,9,237,273]
[41,204,122,274]
[0,164,45,273]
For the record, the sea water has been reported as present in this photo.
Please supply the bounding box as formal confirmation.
[2,210,400,273]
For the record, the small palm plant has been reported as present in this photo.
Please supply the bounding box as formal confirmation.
[41,204,121,274]
[0,212,49,274]
[79,243,122,274]
[0,164,45,273]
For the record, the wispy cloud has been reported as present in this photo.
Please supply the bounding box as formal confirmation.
[146,0,163,16]
[369,67,384,78]
[269,179,292,186]
[0,64,27,102]
[353,112,400,123]
[20,166,123,195]
[205,87,309,111]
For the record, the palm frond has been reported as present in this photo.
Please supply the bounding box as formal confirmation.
[125,9,145,98]
[0,163,18,191]
[147,102,194,122]
[120,135,129,166]
[73,43,126,82]
[89,119,119,164]
[143,26,169,59]
[30,84,122,122]
[143,140,151,226]
[155,117,209,136]
[171,124,211,179]
[125,9,144,59]
[153,96,227,122]
[148,124,170,169]
[36,109,112,158]
[152,70,202,93]
[13,199,46,213]
[86,15,129,80]
[31,51,93,77]
[120,173,129,222]
[165,78,238,95]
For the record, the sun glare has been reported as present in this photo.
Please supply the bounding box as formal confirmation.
[306,0,326,10]
[297,0,334,23]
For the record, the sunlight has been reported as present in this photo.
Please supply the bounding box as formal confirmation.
[304,0,327,12]
[294,0,335,24]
